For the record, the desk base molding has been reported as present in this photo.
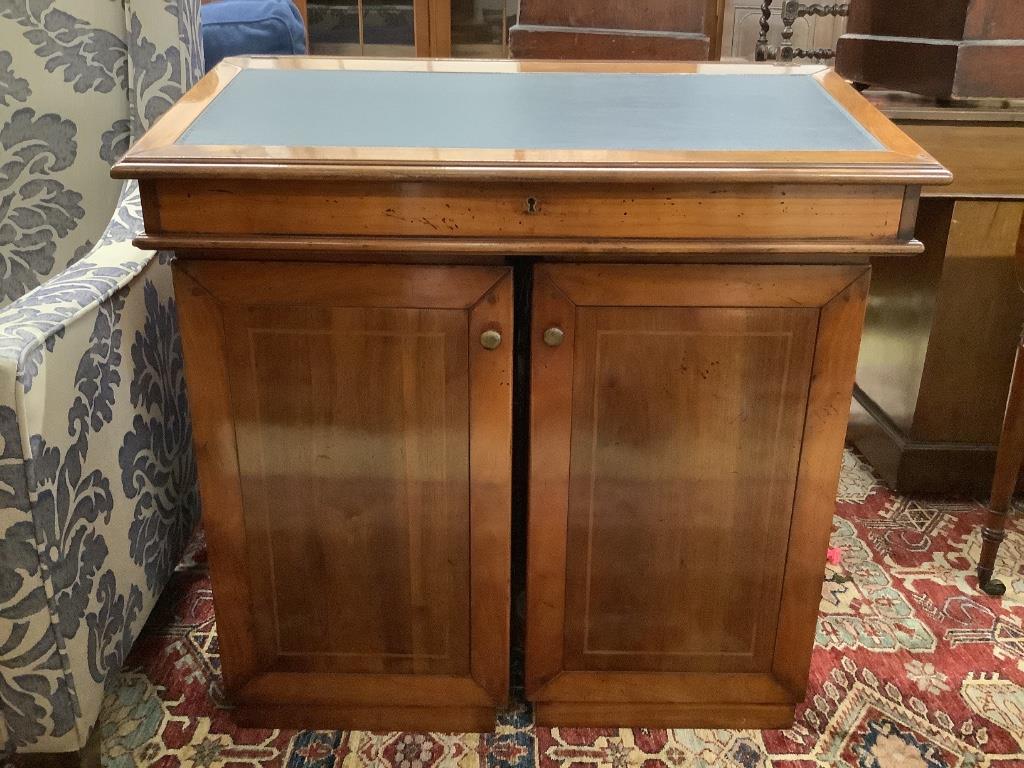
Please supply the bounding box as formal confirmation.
[849,388,999,495]
[231,704,498,733]
[533,703,796,729]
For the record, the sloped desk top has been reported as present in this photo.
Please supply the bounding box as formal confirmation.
[176,70,881,153]
[112,58,950,256]
[114,58,949,186]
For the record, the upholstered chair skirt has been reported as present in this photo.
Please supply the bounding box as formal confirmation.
[0,0,203,758]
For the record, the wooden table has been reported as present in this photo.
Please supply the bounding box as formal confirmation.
[850,92,1024,495]
[114,57,947,731]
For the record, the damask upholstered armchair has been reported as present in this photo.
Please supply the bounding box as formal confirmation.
[0,1,202,763]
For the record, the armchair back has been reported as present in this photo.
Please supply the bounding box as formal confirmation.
[0,0,203,306]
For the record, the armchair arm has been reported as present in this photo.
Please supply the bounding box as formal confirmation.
[0,181,149,391]
[0,181,198,754]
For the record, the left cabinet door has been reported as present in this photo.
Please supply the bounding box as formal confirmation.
[172,260,513,731]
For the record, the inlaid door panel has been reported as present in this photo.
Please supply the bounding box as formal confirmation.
[527,263,870,726]
[173,260,512,730]
[564,305,817,673]
[222,303,471,674]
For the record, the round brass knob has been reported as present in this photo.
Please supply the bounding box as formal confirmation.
[480,329,502,350]
[543,327,565,347]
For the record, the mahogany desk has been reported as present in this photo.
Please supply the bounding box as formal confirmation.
[113,58,948,731]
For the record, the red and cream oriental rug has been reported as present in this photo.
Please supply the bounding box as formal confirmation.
[97,450,1024,768]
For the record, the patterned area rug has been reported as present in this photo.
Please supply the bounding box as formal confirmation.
[97,450,1024,767]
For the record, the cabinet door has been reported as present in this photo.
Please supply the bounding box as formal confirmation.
[527,263,869,727]
[173,261,512,731]
[303,0,519,57]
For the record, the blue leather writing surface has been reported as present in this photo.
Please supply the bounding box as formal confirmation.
[178,69,883,152]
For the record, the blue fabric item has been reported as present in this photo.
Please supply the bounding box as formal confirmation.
[201,0,306,73]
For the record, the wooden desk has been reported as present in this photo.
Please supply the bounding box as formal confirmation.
[850,92,1024,495]
[114,57,947,731]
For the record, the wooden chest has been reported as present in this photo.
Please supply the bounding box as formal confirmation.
[836,0,1024,99]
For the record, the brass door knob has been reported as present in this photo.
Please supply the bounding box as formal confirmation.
[543,327,565,347]
[480,329,502,350]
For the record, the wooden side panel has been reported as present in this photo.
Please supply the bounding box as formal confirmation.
[836,36,959,99]
[952,44,1024,100]
[963,0,1024,39]
[174,261,512,725]
[854,198,953,436]
[912,201,1024,443]
[173,269,260,692]
[772,271,869,697]
[898,123,1024,199]
[852,199,1024,496]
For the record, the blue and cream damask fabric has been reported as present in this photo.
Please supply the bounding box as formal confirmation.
[0,0,202,755]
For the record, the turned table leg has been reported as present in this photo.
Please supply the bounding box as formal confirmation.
[978,328,1024,596]
[754,0,773,60]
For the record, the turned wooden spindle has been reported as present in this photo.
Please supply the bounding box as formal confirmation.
[976,228,1024,596]
[755,0,847,61]
[754,0,773,61]
[978,324,1024,596]
[779,0,799,62]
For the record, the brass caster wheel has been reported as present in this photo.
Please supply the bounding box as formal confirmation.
[978,571,1007,597]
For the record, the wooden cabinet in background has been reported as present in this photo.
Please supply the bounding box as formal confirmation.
[527,263,869,727]
[849,94,1024,495]
[297,0,521,58]
[510,0,724,60]
[172,261,513,730]
[836,0,1024,99]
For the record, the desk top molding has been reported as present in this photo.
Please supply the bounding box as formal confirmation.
[114,57,950,187]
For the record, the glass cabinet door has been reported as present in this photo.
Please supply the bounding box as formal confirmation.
[307,0,418,56]
[450,0,519,57]
[300,0,519,56]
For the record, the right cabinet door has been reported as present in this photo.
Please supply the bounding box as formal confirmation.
[527,263,870,728]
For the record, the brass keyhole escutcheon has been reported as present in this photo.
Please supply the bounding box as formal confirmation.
[543,327,565,347]
[480,329,502,350]
[525,196,540,214]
